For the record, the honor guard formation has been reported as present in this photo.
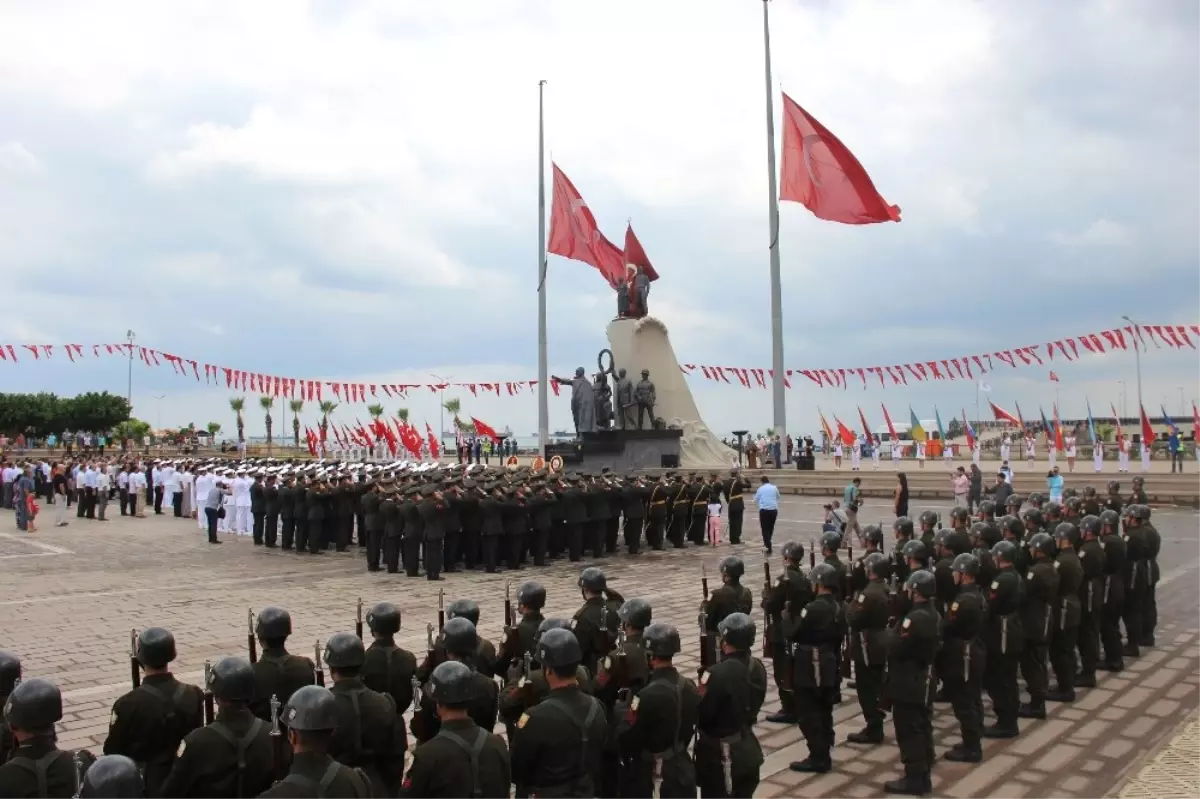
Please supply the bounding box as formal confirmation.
[0,471,1164,797]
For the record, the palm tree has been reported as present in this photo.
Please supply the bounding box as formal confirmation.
[367,403,385,442]
[318,400,338,442]
[229,397,246,443]
[289,399,304,447]
[259,395,274,448]
[443,397,462,432]
[396,407,410,424]
[206,421,222,440]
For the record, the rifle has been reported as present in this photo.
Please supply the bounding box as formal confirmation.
[410,674,429,742]
[355,597,363,640]
[129,629,141,689]
[502,582,520,659]
[698,612,712,674]
[314,640,325,687]
[269,694,287,780]
[437,589,445,632]
[809,540,816,569]
[762,563,775,659]
[71,750,85,798]
[248,609,258,664]
[701,563,710,602]
[202,661,215,725]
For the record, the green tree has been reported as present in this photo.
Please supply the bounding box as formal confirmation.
[367,403,385,441]
[114,418,151,442]
[259,395,274,447]
[318,400,338,441]
[443,397,461,428]
[206,421,222,439]
[229,397,246,443]
[289,399,304,447]
[0,391,131,436]
[396,407,410,424]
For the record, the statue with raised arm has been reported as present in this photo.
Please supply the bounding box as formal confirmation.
[634,369,656,429]
[552,367,597,435]
[614,368,635,429]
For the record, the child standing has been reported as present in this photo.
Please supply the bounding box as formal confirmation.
[707,493,723,546]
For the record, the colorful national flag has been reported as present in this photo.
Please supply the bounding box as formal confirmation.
[1049,371,1060,383]
[963,410,976,450]
[1086,400,1097,444]
[779,93,901,225]
[1161,407,1178,433]
[858,406,873,445]
[547,164,626,289]
[471,416,503,444]
[835,416,856,447]
[1110,403,1124,445]
[1140,405,1155,444]
[1053,404,1064,451]
[989,401,1021,426]
[1040,406,1053,444]
[909,407,927,443]
[934,407,946,442]
[881,403,898,442]
[818,410,835,444]
[1015,402,1027,430]
[425,422,440,460]
[623,224,659,281]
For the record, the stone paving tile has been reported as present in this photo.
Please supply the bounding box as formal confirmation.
[1,498,1196,799]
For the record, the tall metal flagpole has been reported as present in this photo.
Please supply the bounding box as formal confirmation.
[537,80,550,456]
[762,0,787,453]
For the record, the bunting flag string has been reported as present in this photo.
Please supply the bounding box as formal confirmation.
[0,323,1194,399]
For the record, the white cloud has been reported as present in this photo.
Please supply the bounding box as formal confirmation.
[1050,218,1133,247]
[0,142,40,173]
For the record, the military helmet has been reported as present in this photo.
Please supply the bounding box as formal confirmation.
[136,627,177,669]
[1044,501,1063,519]
[819,531,842,553]
[949,507,970,525]
[977,499,996,518]
[1098,509,1120,530]
[1132,475,1144,486]
[446,599,480,626]
[1021,508,1045,528]
[717,612,756,650]
[781,540,805,563]
[809,562,841,590]
[323,632,366,669]
[79,755,143,799]
[517,581,547,610]
[1132,504,1151,522]
[719,556,745,581]
[991,539,1019,563]
[1107,480,1120,493]
[617,598,652,629]
[0,651,20,695]
[366,602,401,636]
[948,529,973,556]
[255,606,292,640]
[1005,493,1024,510]
[1028,491,1046,506]
[968,522,989,545]
[862,525,884,547]
[1028,532,1056,558]
[3,678,62,730]
[864,552,890,580]
[951,552,980,577]
[1063,487,1078,499]
[1053,522,1080,547]
[918,510,939,529]
[210,656,256,703]
[1065,496,1084,515]
[537,627,583,669]
[1079,514,1102,538]
[429,660,474,707]
[578,567,607,593]
[892,516,914,538]
[1083,485,1097,497]
[1001,515,1025,540]
[981,521,1002,548]
[901,539,928,563]
[535,617,573,644]
[934,529,952,550]
[442,617,478,657]
[643,623,682,658]
[284,685,339,731]
[904,570,937,598]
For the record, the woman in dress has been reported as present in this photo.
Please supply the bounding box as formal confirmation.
[1046,467,1064,504]
[894,472,910,518]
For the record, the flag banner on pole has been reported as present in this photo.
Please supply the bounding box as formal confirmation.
[909,408,927,442]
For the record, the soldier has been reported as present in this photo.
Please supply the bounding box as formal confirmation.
[1128,476,1148,506]
[0,650,20,764]
[983,540,1024,738]
[620,473,647,554]
[0,678,96,798]
[585,476,611,557]
[942,554,987,763]
[668,475,691,549]
[526,480,555,565]
[1080,485,1101,517]
[851,525,884,595]
[594,598,652,797]
[279,474,297,551]
[302,479,324,555]
[497,619,593,741]
[401,661,511,798]
[360,602,417,746]
[419,485,448,580]
[79,755,143,798]
[292,475,310,554]
[259,686,372,798]
[818,532,850,600]
[614,622,700,798]
[443,599,499,678]
[251,472,266,546]
[706,556,754,634]
[891,516,916,583]
[1121,504,1150,656]
[497,581,546,677]
[412,619,499,745]
[361,480,384,572]
[917,510,939,551]
[380,485,403,573]
[104,627,203,796]
[969,522,1000,589]
[1097,509,1128,672]
[976,499,997,523]
[323,632,405,796]
[762,541,813,725]
[846,553,891,746]
[403,486,427,576]
[251,607,317,721]
[882,571,940,796]
[1075,515,1106,687]
[264,474,281,548]
[1048,523,1084,702]
[723,469,751,545]
[1003,493,1024,519]
[1018,533,1060,720]
[694,613,766,797]
[644,475,670,550]
[1134,505,1161,647]
[510,628,608,797]
[1001,515,1031,575]
[572,568,623,677]
[160,657,275,797]
[788,563,843,773]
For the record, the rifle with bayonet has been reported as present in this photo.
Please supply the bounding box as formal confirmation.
[248,609,258,664]
[355,597,363,640]
[202,661,215,725]
[762,563,775,659]
[129,629,141,689]
[502,581,521,662]
[698,563,714,673]
[269,694,287,780]
[437,589,445,632]
[314,640,325,687]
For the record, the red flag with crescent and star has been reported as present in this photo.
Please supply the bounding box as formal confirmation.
[623,224,659,281]
[780,93,901,225]
[547,164,626,289]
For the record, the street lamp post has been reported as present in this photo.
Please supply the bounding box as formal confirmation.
[1179,387,1186,418]
[1118,380,1126,420]
[126,330,136,410]
[154,395,165,430]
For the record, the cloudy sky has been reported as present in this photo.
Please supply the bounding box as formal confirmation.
[1,0,1197,440]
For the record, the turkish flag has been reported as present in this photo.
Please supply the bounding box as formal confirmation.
[622,224,659,281]
[1140,405,1155,444]
[547,164,625,289]
[425,423,440,459]
[1049,371,1060,382]
[779,93,901,224]
[989,401,1021,426]
[471,416,502,444]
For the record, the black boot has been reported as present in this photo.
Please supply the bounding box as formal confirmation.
[883,774,932,796]
[943,743,982,763]
[1139,636,1155,647]
[847,728,883,744]
[788,757,831,774]
[764,711,798,724]
[1122,643,1140,658]
[982,722,1019,739]
[1074,672,1097,687]
[1046,687,1076,702]
[1099,660,1124,672]
[1018,701,1046,719]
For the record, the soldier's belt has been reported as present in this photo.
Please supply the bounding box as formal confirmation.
[651,501,666,506]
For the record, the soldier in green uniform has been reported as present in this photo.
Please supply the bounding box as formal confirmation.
[412,619,498,745]
[251,607,316,721]
[526,480,555,565]
[259,685,372,798]
[497,619,593,740]
[882,570,940,796]
[292,475,310,554]
[0,651,20,765]
[891,516,916,583]
[1097,509,1128,671]
[279,474,297,551]
[1075,515,1106,686]
[573,568,623,677]
[788,563,844,773]
[942,553,987,763]
[79,755,142,798]
[1001,515,1031,575]
[0,678,95,799]
[969,521,1001,590]
[1047,523,1084,702]
[1126,477,1147,508]
[361,480,383,571]
[303,479,325,555]
[644,475,670,551]
[1133,504,1161,647]
[621,473,648,554]
[850,526,884,595]
[160,657,275,797]
[1081,485,1102,517]
[614,622,700,798]
[251,472,266,546]
[360,602,416,750]
[400,661,511,798]
[585,476,610,558]
[497,581,546,675]
[323,633,405,797]
[983,540,1024,738]
[975,499,996,523]
[510,628,608,797]
[1019,533,1060,719]
[1121,504,1149,655]
[723,469,751,545]
[594,598,653,797]
[762,541,813,725]
[104,628,203,796]
[846,553,891,746]
[1003,493,1024,519]
[705,557,754,633]
[696,613,767,796]
[263,474,281,547]
[668,475,691,549]
[442,599,498,678]
[379,484,403,573]
[917,510,939,552]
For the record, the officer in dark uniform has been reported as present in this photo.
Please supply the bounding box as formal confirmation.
[443,599,498,678]
[1001,515,1031,575]
[279,474,297,550]
[1121,504,1149,656]
[891,516,916,583]
[762,541,813,725]
[1064,496,1084,521]
[292,475,310,554]
[1133,504,1161,647]
[696,614,767,797]
[498,581,546,675]
[705,556,754,633]
[851,525,885,595]
[1027,491,1046,511]
[250,472,266,546]
[572,568,623,677]
[983,541,1024,738]
[260,685,372,798]
[818,531,850,601]
[644,476,670,550]
[323,632,405,797]
[0,678,95,798]
[264,474,281,547]
[1046,523,1083,703]
[969,522,1000,588]
[510,628,608,797]
[0,650,20,764]
[668,475,691,549]
[1081,485,1102,517]
[361,481,383,571]
[723,470,751,545]
[1127,476,1147,507]
[251,607,317,722]
[976,499,997,523]
[916,510,939,552]
[846,553,890,746]
[497,619,593,741]
[418,485,447,579]
[361,602,417,743]
[1097,509,1128,671]
[619,473,646,554]
[412,618,499,745]
[1018,532,1059,720]
[942,553,986,763]
[882,570,940,796]
[79,755,143,799]
[380,485,403,573]
[585,476,611,557]
[787,563,843,773]
[401,661,511,799]
[104,627,203,796]
[160,656,275,797]
[1075,515,1106,687]
[303,480,324,555]
[614,622,700,798]
[594,598,653,798]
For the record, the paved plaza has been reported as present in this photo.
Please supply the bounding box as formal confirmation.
[2,494,1197,797]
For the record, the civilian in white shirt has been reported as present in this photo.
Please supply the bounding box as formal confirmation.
[832,442,844,470]
[972,439,982,467]
[1065,434,1078,473]
[78,465,97,520]
[942,441,954,467]
[1025,436,1036,470]
[165,464,182,517]
[1093,440,1104,472]
[151,464,165,514]
[850,437,862,471]
[128,469,147,518]
[232,469,253,535]
[95,467,111,521]
[891,441,902,470]
[117,468,130,516]
[1000,435,1011,463]
[1118,437,1130,473]
[1,464,17,509]
[1140,440,1151,472]
[193,468,213,530]
[179,467,194,517]
[870,436,881,470]
[916,440,926,469]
